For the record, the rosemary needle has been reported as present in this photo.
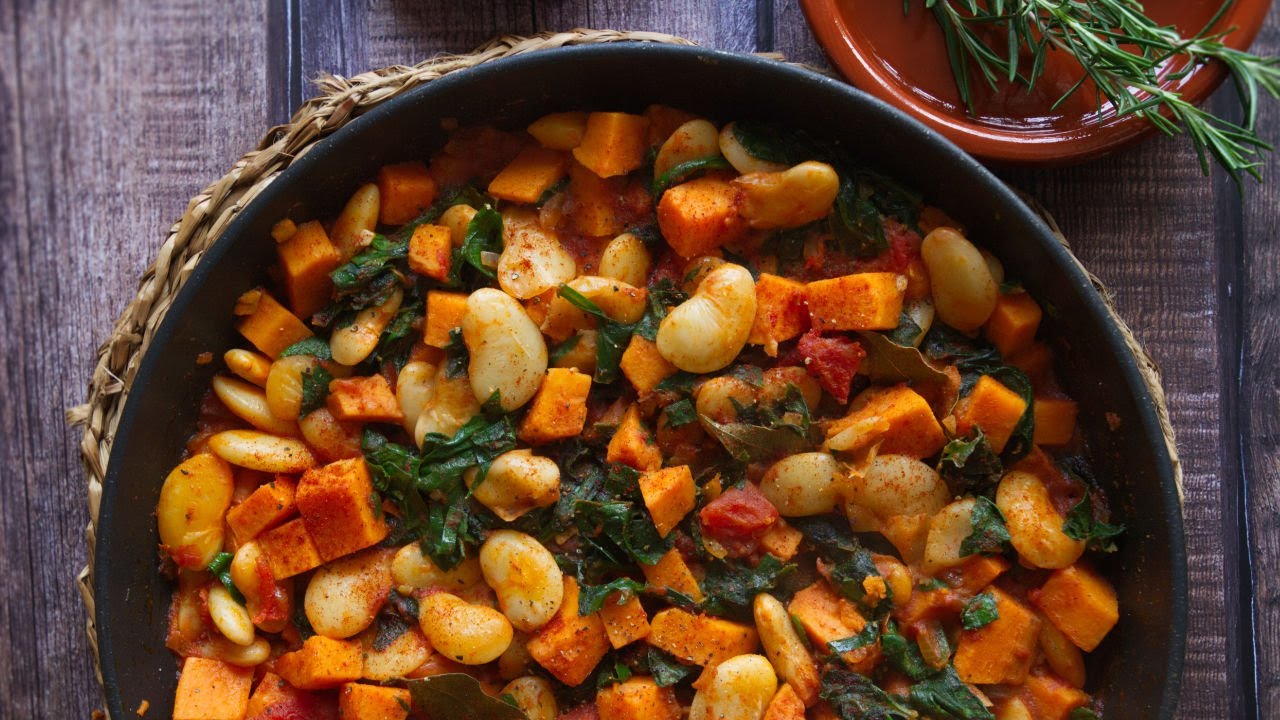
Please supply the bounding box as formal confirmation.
[915,0,1280,182]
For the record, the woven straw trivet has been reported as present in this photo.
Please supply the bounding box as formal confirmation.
[66,28,1182,710]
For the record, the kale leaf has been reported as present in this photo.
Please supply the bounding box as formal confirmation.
[702,555,797,617]
[299,365,334,416]
[908,666,995,720]
[821,666,917,720]
[961,592,1000,630]
[937,429,1004,496]
[959,496,1012,557]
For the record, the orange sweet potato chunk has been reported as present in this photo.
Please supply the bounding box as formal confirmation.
[173,657,252,720]
[377,161,438,226]
[1023,671,1090,720]
[527,577,612,686]
[641,547,704,602]
[277,220,342,319]
[257,517,324,579]
[1033,397,1078,446]
[647,607,758,667]
[985,291,1042,357]
[620,335,678,396]
[656,176,747,258]
[295,457,389,561]
[805,272,905,332]
[595,676,681,720]
[237,289,314,359]
[1031,564,1119,652]
[424,290,469,349]
[518,368,592,445]
[407,224,452,281]
[606,404,663,472]
[527,111,588,151]
[826,384,946,458]
[953,375,1029,454]
[244,672,339,720]
[275,636,363,690]
[600,592,651,649]
[953,587,1042,685]
[327,375,404,424]
[639,465,696,538]
[338,683,411,720]
[950,554,1011,594]
[759,518,804,561]
[749,273,809,355]
[572,111,649,178]
[567,160,627,238]
[226,476,297,544]
[488,146,570,204]
[764,683,807,720]
[788,581,878,674]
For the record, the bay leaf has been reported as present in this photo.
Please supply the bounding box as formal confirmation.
[408,673,527,720]
[701,416,818,463]
[856,331,948,385]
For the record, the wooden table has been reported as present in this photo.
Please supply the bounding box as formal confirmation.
[0,2,1274,718]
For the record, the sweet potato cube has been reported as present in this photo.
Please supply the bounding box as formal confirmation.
[1023,672,1090,720]
[641,547,704,601]
[271,218,299,243]
[826,385,946,458]
[227,476,297,544]
[595,677,681,720]
[645,104,700,146]
[518,368,592,445]
[245,672,338,720]
[759,518,804,561]
[985,292,1042,357]
[764,683,807,720]
[377,161,438,226]
[257,518,323,578]
[639,465,696,538]
[606,404,663,472]
[788,581,878,673]
[424,290,469,349]
[749,273,810,355]
[527,577,611,686]
[173,657,252,720]
[1031,564,1119,652]
[952,554,1011,594]
[296,458,389,561]
[567,161,626,237]
[488,146,570,204]
[407,224,452,281]
[805,272,905,332]
[600,592,651,649]
[572,111,649,178]
[275,636,363,690]
[954,587,1042,685]
[1009,342,1055,391]
[236,289,314,359]
[277,220,342,319]
[620,335,678,396]
[954,375,1029,454]
[338,683,411,720]
[647,608,758,666]
[657,176,747,258]
[1033,397,1078,446]
[528,111,588,150]
[327,375,404,424]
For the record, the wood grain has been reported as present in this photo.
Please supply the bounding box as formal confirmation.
[0,2,1274,718]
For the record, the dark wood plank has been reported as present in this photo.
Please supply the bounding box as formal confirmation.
[1,1,273,717]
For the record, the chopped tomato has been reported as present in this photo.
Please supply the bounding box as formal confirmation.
[648,248,684,287]
[794,330,866,404]
[559,704,602,720]
[699,482,780,556]
[246,682,338,720]
[252,557,289,626]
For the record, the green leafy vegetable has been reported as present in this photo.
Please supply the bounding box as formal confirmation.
[647,648,696,687]
[654,370,698,394]
[828,622,880,655]
[461,208,503,278]
[880,620,932,681]
[960,496,1012,557]
[206,552,245,604]
[652,156,732,196]
[595,661,633,688]
[444,328,469,379]
[557,284,634,384]
[821,666,917,720]
[663,398,697,427]
[908,666,994,720]
[279,336,333,360]
[549,333,582,365]
[1069,709,1103,720]
[373,296,425,370]
[830,174,889,258]
[1063,494,1125,553]
[299,365,334,416]
[702,555,797,617]
[633,278,689,342]
[407,673,527,720]
[701,415,818,464]
[885,310,924,347]
[578,577,646,616]
[574,499,672,567]
[961,592,1000,630]
[937,429,1003,495]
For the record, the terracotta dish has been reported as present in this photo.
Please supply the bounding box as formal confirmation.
[800,0,1274,163]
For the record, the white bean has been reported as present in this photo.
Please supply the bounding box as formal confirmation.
[396,360,438,434]
[304,548,393,639]
[207,430,318,473]
[498,208,577,300]
[922,497,976,574]
[157,454,234,568]
[330,183,381,260]
[223,348,272,387]
[844,454,950,532]
[463,288,548,411]
[329,286,403,366]
[903,298,936,347]
[754,594,820,706]
[719,122,788,175]
[695,375,758,426]
[229,540,293,633]
[501,676,558,720]
[415,363,482,444]
[298,407,364,462]
[654,119,721,178]
[1039,616,1086,688]
[392,544,484,594]
[264,355,318,420]
[689,654,778,720]
[211,637,271,667]
[440,204,479,247]
[759,452,843,517]
[360,624,433,681]
[212,375,299,436]
[733,161,840,230]
[656,263,757,373]
[598,232,652,288]
[760,366,822,411]
[681,255,727,295]
[921,228,997,332]
[208,584,256,646]
[418,592,514,665]
[996,471,1085,569]
[467,450,561,522]
[479,530,565,632]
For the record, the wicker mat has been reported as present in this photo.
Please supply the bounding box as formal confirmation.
[66,28,1182,709]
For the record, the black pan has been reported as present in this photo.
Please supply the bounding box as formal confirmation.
[93,43,1186,719]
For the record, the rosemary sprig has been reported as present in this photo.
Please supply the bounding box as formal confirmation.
[916,0,1280,181]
